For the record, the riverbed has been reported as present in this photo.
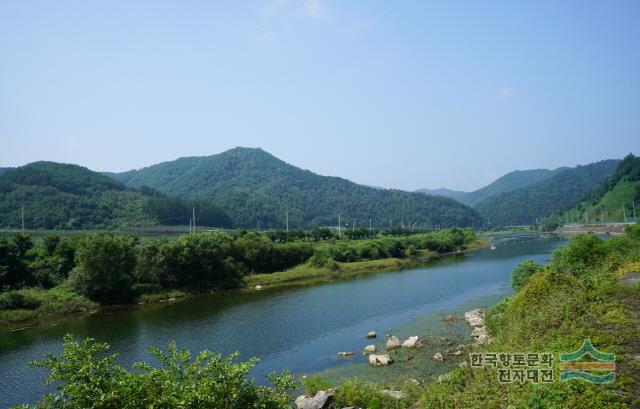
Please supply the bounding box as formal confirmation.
[0,233,566,407]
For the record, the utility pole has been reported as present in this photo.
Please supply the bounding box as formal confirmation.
[369,219,372,230]
[192,207,196,233]
[285,210,289,232]
[21,205,25,232]
[352,220,356,233]
[338,214,341,238]
[623,205,627,223]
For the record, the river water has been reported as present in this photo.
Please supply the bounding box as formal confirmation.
[0,233,566,407]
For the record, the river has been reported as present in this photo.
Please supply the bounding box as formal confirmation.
[0,233,566,407]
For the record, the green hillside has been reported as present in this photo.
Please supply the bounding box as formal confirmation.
[0,162,231,229]
[558,154,640,223]
[112,147,484,229]
[474,159,620,226]
[417,168,565,206]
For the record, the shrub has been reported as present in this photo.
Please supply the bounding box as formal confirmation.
[0,290,41,310]
[301,374,333,395]
[24,335,295,409]
[511,259,544,290]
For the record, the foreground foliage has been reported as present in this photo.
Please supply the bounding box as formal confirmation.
[16,335,294,409]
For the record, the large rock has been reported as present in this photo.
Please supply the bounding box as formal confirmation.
[464,309,485,327]
[402,336,421,348]
[364,344,376,353]
[368,354,394,366]
[295,389,336,409]
[386,335,401,350]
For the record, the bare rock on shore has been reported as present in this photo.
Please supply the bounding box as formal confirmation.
[368,354,394,366]
[402,336,421,348]
[464,309,485,327]
[386,335,401,350]
[295,389,336,409]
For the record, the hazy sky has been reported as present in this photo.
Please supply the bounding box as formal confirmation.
[1,1,639,191]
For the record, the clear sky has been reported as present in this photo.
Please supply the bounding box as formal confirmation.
[1,1,639,191]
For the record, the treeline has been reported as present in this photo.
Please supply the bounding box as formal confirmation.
[0,228,475,307]
[0,161,232,229]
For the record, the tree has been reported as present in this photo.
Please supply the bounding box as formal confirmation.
[69,234,137,303]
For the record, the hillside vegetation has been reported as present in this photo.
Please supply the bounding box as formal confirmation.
[418,168,565,206]
[474,160,619,226]
[111,147,484,229]
[0,162,232,229]
[558,154,640,223]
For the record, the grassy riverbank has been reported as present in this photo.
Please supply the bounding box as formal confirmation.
[245,237,489,290]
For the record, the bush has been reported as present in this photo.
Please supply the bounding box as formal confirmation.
[0,290,41,310]
[301,375,333,395]
[24,335,295,409]
[511,259,544,291]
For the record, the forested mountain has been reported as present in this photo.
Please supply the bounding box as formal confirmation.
[474,159,620,226]
[418,168,565,206]
[111,147,484,229]
[0,162,231,229]
[0,167,11,175]
[415,188,468,202]
[558,154,640,223]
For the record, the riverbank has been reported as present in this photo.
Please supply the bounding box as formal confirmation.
[305,224,640,408]
[0,234,488,329]
[244,237,489,290]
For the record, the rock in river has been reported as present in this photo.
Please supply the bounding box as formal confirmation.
[402,336,421,348]
[366,331,377,338]
[364,344,376,353]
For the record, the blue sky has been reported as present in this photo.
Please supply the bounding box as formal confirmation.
[1,1,639,191]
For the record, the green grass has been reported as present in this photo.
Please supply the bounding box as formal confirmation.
[0,285,97,327]
[245,237,488,290]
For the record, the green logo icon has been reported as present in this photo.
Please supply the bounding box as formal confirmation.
[559,339,615,383]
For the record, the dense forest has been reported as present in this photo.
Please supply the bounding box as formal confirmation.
[109,147,484,229]
[557,154,640,223]
[0,162,232,229]
[473,160,620,226]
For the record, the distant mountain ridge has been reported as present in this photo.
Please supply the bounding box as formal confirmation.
[417,168,567,206]
[474,159,620,226]
[0,162,231,229]
[109,147,484,229]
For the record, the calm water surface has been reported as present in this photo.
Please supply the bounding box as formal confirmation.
[0,233,566,407]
